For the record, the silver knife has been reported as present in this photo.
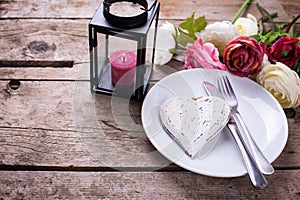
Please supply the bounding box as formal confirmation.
[203,81,274,175]
[203,81,267,189]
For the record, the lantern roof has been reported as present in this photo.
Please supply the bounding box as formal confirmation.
[89,0,159,36]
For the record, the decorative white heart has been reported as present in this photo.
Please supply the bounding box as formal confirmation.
[160,96,231,158]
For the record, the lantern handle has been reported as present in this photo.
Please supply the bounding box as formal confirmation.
[140,0,157,11]
[103,0,158,29]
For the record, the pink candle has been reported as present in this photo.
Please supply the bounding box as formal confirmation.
[110,50,136,87]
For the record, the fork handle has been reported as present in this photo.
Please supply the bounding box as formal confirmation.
[227,124,267,189]
[232,112,274,175]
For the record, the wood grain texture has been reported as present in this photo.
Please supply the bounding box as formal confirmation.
[0,18,90,80]
[0,171,299,199]
[0,0,101,19]
[0,81,299,168]
[0,0,299,21]
[0,18,183,81]
[0,127,171,169]
[0,19,89,62]
[0,80,170,168]
[0,0,299,198]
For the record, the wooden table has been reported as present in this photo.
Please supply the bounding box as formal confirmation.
[0,0,299,199]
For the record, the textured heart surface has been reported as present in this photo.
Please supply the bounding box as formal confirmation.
[160,96,231,158]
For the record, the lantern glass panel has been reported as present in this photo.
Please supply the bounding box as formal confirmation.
[96,33,138,92]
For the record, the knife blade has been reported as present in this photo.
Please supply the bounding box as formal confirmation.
[203,81,267,188]
[203,81,223,99]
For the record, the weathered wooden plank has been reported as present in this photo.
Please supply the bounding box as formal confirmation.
[0,0,298,198]
[0,19,89,62]
[278,0,300,18]
[161,0,293,21]
[0,18,90,80]
[0,124,298,168]
[0,81,299,168]
[0,0,299,22]
[0,80,144,130]
[0,80,171,168]
[0,127,171,168]
[0,0,101,19]
[0,171,299,199]
[4,18,83,66]
[0,18,182,81]
[0,14,298,80]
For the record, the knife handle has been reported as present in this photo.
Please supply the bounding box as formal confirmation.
[227,124,267,189]
[232,112,274,175]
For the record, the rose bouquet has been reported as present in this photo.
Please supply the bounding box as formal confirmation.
[155,0,300,109]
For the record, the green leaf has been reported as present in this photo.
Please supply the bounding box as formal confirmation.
[174,13,207,51]
[193,16,207,33]
[251,34,263,43]
[276,23,288,31]
[169,47,176,54]
[177,34,195,47]
[178,13,195,40]
[260,31,290,46]
[178,12,207,41]
[268,32,281,45]
[176,30,195,48]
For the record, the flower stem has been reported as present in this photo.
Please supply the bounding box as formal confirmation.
[258,18,264,35]
[256,3,277,32]
[258,13,278,34]
[261,13,278,22]
[285,14,300,35]
[232,0,251,24]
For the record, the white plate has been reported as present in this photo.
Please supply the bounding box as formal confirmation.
[141,68,288,177]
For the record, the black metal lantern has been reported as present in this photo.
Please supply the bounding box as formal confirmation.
[89,0,160,100]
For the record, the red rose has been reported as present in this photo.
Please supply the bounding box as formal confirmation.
[266,36,300,67]
[223,36,265,77]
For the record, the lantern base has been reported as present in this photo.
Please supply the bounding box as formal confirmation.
[93,62,152,100]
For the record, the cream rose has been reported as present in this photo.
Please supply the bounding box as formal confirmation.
[200,21,239,55]
[154,21,176,65]
[256,62,300,108]
[234,14,258,36]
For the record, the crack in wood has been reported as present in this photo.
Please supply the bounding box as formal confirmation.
[0,164,179,172]
[101,120,124,132]
[0,60,74,68]
[0,125,106,135]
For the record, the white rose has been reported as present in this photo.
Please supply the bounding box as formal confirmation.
[234,14,258,36]
[154,21,176,65]
[200,21,239,55]
[256,62,300,108]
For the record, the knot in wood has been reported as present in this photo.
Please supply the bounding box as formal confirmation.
[5,79,21,96]
[27,41,56,54]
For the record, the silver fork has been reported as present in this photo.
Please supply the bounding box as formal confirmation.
[217,75,274,175]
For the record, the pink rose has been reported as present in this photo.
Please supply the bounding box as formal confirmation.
[223,36,266,77]
[184,38,226,70]
[266,36,300,67]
